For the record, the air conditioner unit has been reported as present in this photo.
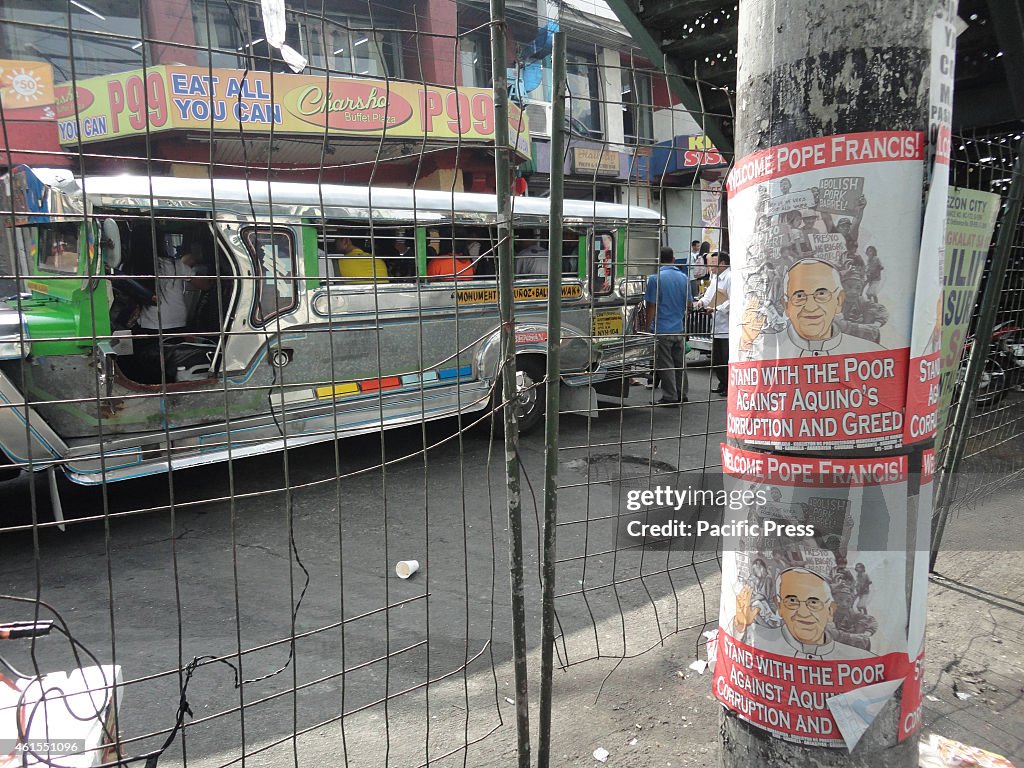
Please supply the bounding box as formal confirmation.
[524,99,552,139]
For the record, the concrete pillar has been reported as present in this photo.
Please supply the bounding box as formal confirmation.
[715,1,956,765]
[413,0,459,85]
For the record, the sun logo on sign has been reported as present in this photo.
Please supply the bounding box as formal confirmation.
[4,68,46,103]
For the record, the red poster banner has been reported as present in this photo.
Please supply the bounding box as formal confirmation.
[717,447,920,748]
[727,350,909,449]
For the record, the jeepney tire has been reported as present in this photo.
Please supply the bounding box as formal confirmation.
[490,356,547,437]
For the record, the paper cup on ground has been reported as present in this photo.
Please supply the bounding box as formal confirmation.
[395,560,420,579]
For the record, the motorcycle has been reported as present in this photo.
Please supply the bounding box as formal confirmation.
[960,321,1024,407]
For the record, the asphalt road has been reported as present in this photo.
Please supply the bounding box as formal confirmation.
[0,370,728,767]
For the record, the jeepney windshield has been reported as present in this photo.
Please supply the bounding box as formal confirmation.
[36,222,81,275]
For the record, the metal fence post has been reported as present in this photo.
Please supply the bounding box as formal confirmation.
[537,29,566,768]
[489,2,532,765]
[931,140,1024,570]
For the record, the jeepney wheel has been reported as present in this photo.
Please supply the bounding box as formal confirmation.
[491,357,546,436]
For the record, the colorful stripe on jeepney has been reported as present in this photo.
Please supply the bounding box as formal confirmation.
[311,365,474,402]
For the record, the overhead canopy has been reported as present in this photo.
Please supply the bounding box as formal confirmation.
[605,0,1024,151]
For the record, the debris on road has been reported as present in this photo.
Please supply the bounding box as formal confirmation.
[919,734,1016,767]
[395,559,420,579]
[593,746,610,763]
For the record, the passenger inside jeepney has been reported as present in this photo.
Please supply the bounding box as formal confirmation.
[461,228,494,276]
[127,238,202,383]
[113,224,230,384]
[427,228,476,281]
[186,263,232,337]
[385,232,416,281]
[331,235,389,283]
[514,230,549,276]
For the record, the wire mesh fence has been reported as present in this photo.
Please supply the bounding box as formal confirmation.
[0,1,1018,766]
[934,131,1024,534]
[0,2,733,765]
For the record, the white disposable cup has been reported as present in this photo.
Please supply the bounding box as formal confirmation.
[395,560,420,579]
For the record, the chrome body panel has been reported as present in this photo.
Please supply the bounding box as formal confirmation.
[62,381,492,484]
[0,365,68,470]
[0,304,28,360]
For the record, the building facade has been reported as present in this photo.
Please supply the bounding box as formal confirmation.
[0,0,724,244]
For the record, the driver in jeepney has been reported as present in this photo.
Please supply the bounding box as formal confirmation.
[131,239,205,383]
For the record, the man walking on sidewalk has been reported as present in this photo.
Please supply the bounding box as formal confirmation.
[645,247,692,405]
[696,251,731,397]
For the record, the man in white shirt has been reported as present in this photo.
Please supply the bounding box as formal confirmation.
[687,240,710,296]
[137,251,197,333]
[515,231,549,276]
[695,251,731,396]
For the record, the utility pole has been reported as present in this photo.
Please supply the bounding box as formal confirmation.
[716,1,955,766]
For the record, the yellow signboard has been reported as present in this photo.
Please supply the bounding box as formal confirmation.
[54,65,530,156]
[456,283,584,305]
[592,312,623,337]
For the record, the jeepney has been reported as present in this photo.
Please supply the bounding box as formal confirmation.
[0,166,660,496]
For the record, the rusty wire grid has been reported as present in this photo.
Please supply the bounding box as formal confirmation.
[938,130,1024,517]
[542,57,734,675]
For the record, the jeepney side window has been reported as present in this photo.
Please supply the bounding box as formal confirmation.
[425,226,496,282]
[591,231,615,295]
[623,235,659,277]
[38,223,81,275]
[512,228,549,280]
[562,229,581,277]
[243,226,298,326]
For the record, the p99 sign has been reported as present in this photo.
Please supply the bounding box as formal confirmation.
[107,73,168,134]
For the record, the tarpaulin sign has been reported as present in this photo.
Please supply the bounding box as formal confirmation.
[726,130,925,452]
[935,188,1000,445]
[903,9,956,444]
[701,176,724,252]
